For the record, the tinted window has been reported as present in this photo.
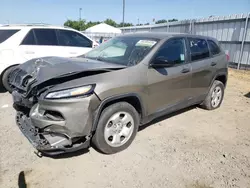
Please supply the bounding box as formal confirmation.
[188,38,209,61]
[34,29,58,45]
[57,30,92,47]
[0,29,20,43]
[21,30,36,45]
[154,38,185,64]
[208,40,221,55]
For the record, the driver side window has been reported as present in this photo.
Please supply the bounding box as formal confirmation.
[155,38,185,65]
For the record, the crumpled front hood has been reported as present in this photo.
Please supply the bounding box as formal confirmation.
[10,56,126,92]
[19,56,125,83]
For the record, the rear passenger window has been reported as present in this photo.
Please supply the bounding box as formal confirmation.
[21,30,36,45]
[34,29,58,46]
[188,38,209,61]
[57,30,92,47]
[208,40,221,55]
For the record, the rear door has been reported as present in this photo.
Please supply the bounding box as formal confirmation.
[56,29,93,56]
[187,37,217,98]
[19,28,61,60]
[147,37,192,115]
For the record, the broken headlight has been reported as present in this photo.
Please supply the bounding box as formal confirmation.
[45,85,95,99]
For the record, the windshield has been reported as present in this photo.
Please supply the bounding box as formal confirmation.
[0,29,20,43]
[83,36,158,66]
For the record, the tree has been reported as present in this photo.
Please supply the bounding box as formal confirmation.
[117,22,134,27]
[155,19,178,24]
[63,19,134,31]
[155,19,168,24]
[85,21,101,29]
[104,19,117,27]
[168,18,178,22]
[64,19,86,31]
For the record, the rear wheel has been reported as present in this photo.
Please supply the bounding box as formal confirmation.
[201,80,225,110]
[92,102,139,154]
[2,66,17,93]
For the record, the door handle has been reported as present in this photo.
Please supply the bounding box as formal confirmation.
[69,52,77,54]
[181,68,190,73]
[211,62,217,66]
[25,51,35,54]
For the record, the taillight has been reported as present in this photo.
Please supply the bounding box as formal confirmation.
[226,54,230,62]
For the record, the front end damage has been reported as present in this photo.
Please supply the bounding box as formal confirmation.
[8,57,123,156]
[13,90,100,156]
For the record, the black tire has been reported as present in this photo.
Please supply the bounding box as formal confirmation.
[2,66,17,93]
[92,102,139,154]
[201,80,225,110]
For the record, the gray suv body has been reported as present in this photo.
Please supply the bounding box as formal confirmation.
[9,32,228,156]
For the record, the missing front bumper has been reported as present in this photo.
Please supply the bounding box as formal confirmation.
[16,112,90,156]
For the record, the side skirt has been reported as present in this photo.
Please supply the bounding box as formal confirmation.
[141,94,206,125]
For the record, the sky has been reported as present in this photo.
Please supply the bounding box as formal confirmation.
[0,0,249,25]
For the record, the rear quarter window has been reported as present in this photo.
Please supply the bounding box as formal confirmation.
[0,29,20,43]
[21,30,36,45]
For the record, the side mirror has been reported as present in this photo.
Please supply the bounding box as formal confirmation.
[150,56,173,68]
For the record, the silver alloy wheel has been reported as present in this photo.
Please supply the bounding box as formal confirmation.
[211,86,222,108]
[104,111,134,147]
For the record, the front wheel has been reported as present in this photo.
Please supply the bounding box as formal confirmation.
[201,80,225,110]
[92,102,139,154]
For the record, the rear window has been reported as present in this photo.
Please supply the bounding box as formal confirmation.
[0,29,20,43]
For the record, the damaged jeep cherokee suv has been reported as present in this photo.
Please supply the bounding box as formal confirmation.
[10,32,228,156]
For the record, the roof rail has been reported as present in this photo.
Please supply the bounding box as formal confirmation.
[0,23,51,27]
[0,23,55,27]
[0,23,74,30]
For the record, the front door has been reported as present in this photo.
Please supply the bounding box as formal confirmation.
[147,37,192,115]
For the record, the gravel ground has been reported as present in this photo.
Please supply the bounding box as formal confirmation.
[0,69,249,188]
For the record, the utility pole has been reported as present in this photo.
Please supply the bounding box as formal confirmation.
[79,8,82,31]
[122,0,125,27]
[137,18,139,26]
[79,8,82,21]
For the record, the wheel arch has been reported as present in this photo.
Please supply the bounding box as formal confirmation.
[1,64,19,78]
[214,74,227,86]
[0,64,19,88]
[210,69,228,88]
[92,93,146,131]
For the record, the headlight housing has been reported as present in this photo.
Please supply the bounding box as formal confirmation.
[45,85,95,99]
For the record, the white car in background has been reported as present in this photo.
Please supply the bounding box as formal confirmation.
[0,24,98,92]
